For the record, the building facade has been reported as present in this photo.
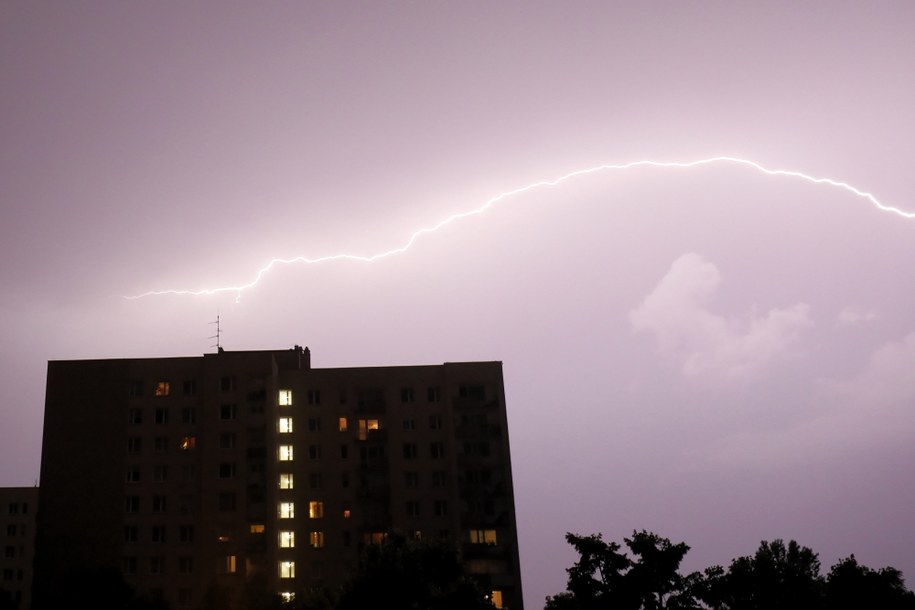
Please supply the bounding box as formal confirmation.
[0,487,37,610]
[33,346,523,609]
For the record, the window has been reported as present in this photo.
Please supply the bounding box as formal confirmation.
[341,472,349,488]
[280,561,295,579]
[126,467,141,483]
[219,432,236,449]
[219,463,236,478]
[309,501,324,519]
[180,436,196,451]
[307,389,321,405]
[225,555,237,574]
[406,501,420,517]
[405,471,419,488]
[278,389,292,406]
[427,386,441,402]
[154,465,168,482]
[278,417,293,434]
[343,508,351,519]
[429,414,443,430]
[403,443,417,459]
[278,445,294,461]
[125,496,140,513]
[490,590,504,609]
[279,473,294,489]
[123,556,137,575]
[152,495,167,512]
[154,436,169,452]
[364,532,386,545]
[279,531,295,548]
[430,442,445,459]
[124,525,138,543]
[179,525,194,543]
[338,417,348,432]
[128,408,142,424]
[357,418,380,440]
[220,376,236,392]
[155,381,170,397]
[179,556,194,574]
[129,380,144,397]
[432,471,447,487]
[308,417,321,432]
[434,500,448,516]
[181,407,196,424]
[220,404,236,420]
[308,445,321,459]
[400,387,414,403]
[151,525,166,543]
[403,417,415,430]
[155,408,169,424]
[309,473,323,489]
[182,379,197,395]
[309,531,324,548]
[469,529,497,544]
[464,441,491,457]
[127,437,142,453]
[459,384,485,399]
[150,556,165,575]
[340,445,348,459]
[279,502,295,519]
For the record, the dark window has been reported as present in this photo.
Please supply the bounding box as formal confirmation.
[400,387,414,403]
[403,443,417,459]
[220,404,236,420]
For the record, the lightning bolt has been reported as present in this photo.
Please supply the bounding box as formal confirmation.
[125,156,913,302]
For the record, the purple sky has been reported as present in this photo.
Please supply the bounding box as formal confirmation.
[3,2,915,606]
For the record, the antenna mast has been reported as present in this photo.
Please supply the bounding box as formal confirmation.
[209,315,222,352]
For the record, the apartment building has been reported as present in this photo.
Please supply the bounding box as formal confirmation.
[32,346,522,609]
[0,487,37,610]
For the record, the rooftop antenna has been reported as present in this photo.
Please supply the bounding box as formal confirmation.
[209,314,222,352]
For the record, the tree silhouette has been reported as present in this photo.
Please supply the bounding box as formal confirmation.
[544,530,699,610]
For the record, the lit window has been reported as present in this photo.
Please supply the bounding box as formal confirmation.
[309,531,324,548]
[342,508,351,519]
[278,445,294,461]
[279,531,295,548]
[278,390,292,406]
[155,381,170,397]
[491,590,503,609]
[279,473,294,489]
[280,592,295,603]
[469,529,497,544]
[225,555,236,574]
[278,417,293,434]
[250,524,265,534]
[180,436,196,451]
[279,502,295,519]
[338,417,348,432]
[358,419,380,440]
[363,531,385,545]
[280,561,295,579]
[308,501,324,519]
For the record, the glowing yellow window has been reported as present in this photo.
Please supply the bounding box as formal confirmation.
[279,473,294,489]
[490,590,503,609]
[469,529,497,544]
[278,390,292,406]
[250,524,265,534]
[280,592,295,603]
[279,561,295,578]
[278,417,293,433]
[279,531,295,548]
[180,436,196,451]
[309,531,324,548]
[308,501,324,519]
[225,555,236,573]
[338,417,348,432]
[357,418,380,440]
[343,508,351,519]
[279,502,295,519]
[278,445,294,461]
[155,381,170,397]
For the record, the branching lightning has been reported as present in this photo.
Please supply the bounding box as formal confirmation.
[125,156,913,302]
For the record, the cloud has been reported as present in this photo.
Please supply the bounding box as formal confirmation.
[836,307,879,326]
[629,253,811,379]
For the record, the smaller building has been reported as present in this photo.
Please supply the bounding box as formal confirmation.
[0,487,37,610]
